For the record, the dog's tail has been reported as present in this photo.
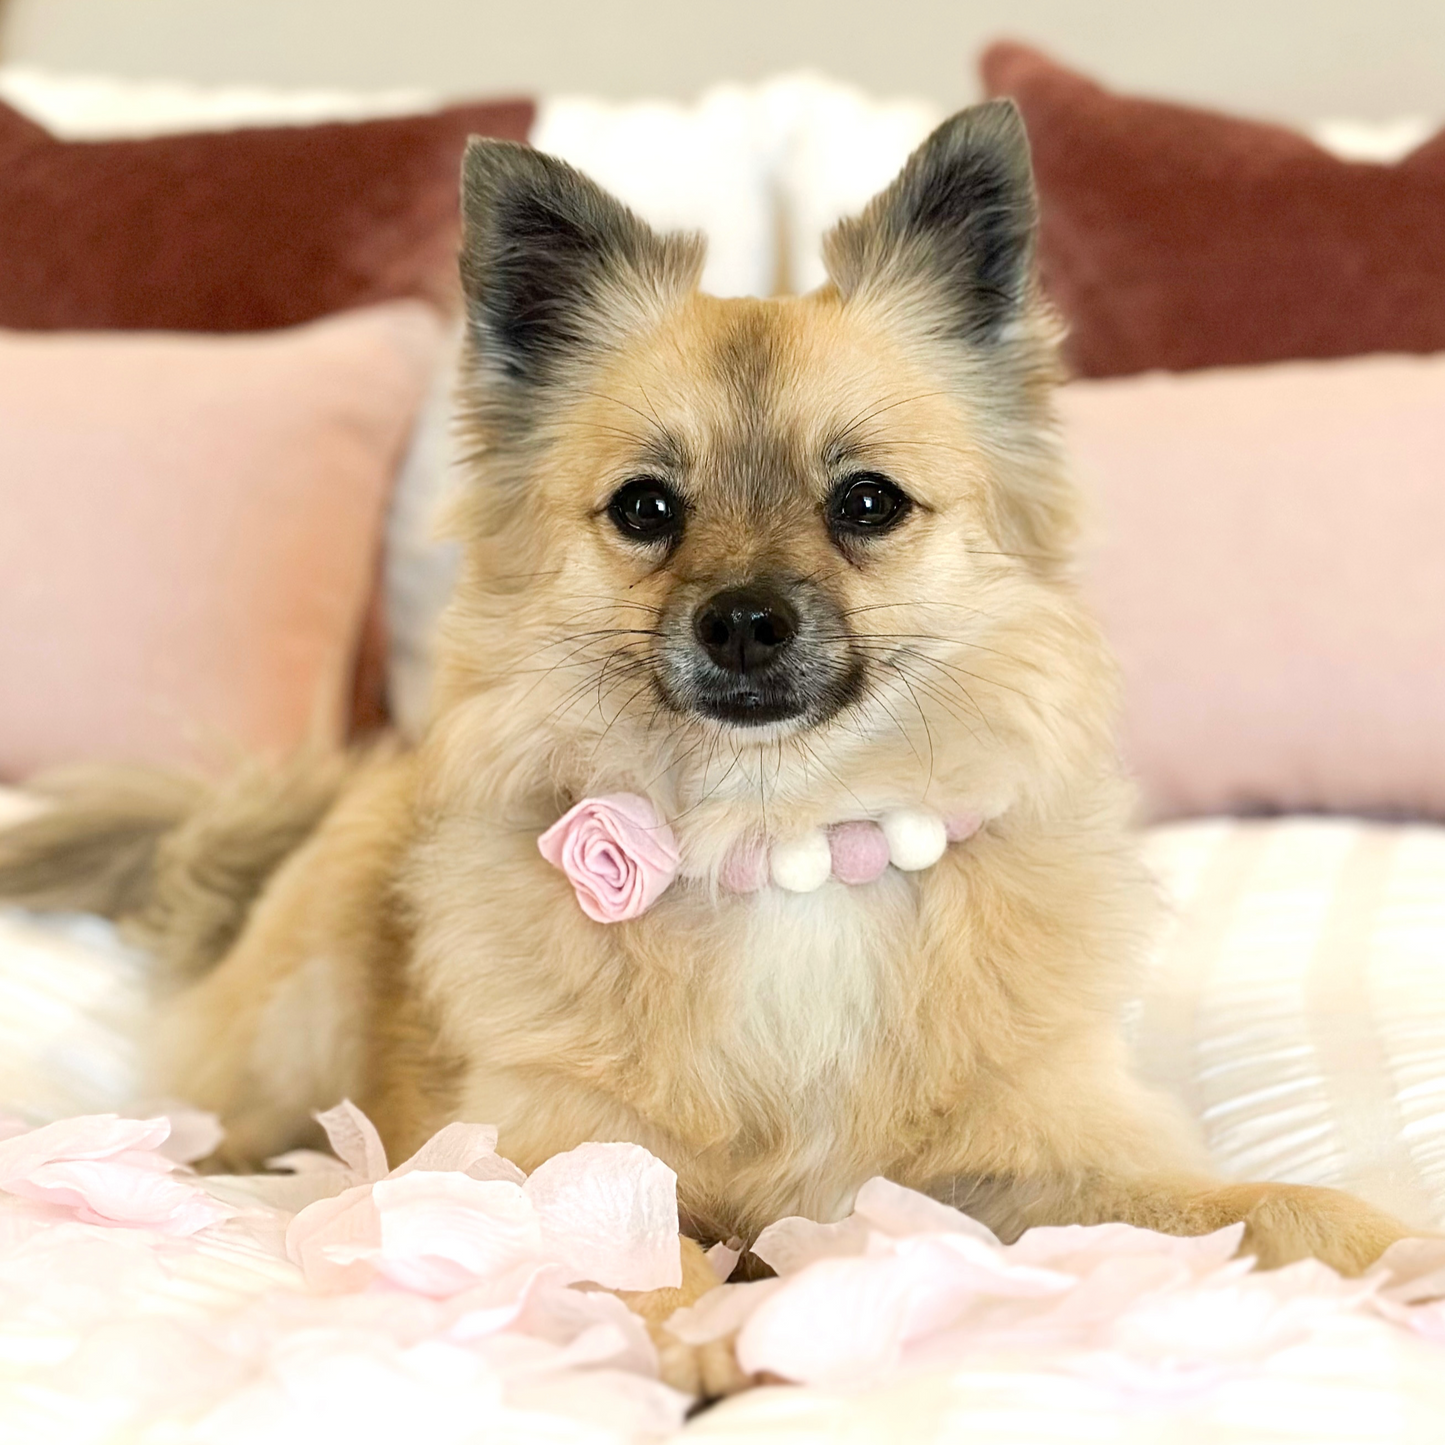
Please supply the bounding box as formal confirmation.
[0,752,357,981]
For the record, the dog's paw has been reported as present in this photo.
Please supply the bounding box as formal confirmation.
[1210,1182,1413,1275]
[618,1235,756,1400]
[654,1328,753,1399]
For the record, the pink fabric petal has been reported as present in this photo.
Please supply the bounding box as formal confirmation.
[512,1277,659,1375]
[1008,1220,1245,1273]
[0,1114,230,1235]
[735,1250,917,1384]
[524,1142,681,1291]
[705,1239,743,1281]
[368,1172,544,1297]
[285,1183,381,1292]
[13,1159,231,1234]
[853,1176,1000,1243]
[0,1115,171,1180]
[1374,1235,1445,1304]
[751,1212,872,1275]
[151,1106,225,1165]
[391,1121,520,1182]
[738,1232,1075,1387]
[314,1099,389,1182]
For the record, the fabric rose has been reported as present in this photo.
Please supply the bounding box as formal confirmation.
[537,794,680,923]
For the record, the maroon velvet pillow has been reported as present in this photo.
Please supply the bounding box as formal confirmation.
[981,42,1445,378]
[0,96,533,332]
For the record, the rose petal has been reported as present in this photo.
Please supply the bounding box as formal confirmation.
[0,1115,171,1182]
[285,1182,382,1291]
[524,1141,681,1291]
[706,1239,743,1281]
[152,1106,225,1165]
[391,1121,520,1182]
[1374,1235,1445,1304]
[369,1172,544,1297]
[751,1212,872,1275]
[314,1100,389,1182]
[7,1159,231,1235]
[1008,1221,1245,1275]
[738,1232,1072,1387]
[853,1176,1000,1243]
[513,1277,659,1375]
[0,1115,231,1235]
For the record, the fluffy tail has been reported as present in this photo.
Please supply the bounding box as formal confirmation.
[0,752,357,981]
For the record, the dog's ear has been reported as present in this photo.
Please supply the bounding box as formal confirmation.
[823,100,1036,343]
[460,140,703,389]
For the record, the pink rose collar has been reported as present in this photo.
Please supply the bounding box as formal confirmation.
[537,795,681,923]
[539,794,985,925]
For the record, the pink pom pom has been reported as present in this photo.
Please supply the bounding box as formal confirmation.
[944,811,982,843]
[828,820,891,885]
[720,838,770,893]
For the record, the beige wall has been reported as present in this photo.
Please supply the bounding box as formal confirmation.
[4,0,1442,122]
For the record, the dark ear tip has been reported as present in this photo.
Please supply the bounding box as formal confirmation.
[927,98,1031,173]
[461,137,546,205]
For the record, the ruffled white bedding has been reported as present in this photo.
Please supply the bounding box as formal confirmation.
[2,788,1444,1442]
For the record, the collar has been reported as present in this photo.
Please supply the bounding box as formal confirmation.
[538,796,984,924]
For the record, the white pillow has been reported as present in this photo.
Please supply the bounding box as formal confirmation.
[0,63,438,137]
[756,74,942,294]
[385,326,467,741]
[531,86,778,299]
[1308,116,1437,162]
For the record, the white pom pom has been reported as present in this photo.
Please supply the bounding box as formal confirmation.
[880,808,947,872]
[770,829,833,892]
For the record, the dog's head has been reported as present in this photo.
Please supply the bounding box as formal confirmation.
[436,103,1114,832]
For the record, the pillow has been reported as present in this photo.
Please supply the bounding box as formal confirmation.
[982,42,1445,378]
[384,324,468,740]
[0,63,439,137]
[531,87,778,298]
[0,303,444,781]
[757,74,942,295]
[1064,352,1445,819]
[0,93,533,331]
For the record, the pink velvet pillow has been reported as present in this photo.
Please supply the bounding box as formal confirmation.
[0,303,443,781]
[1064,354,1445,819]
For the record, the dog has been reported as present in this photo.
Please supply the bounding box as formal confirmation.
[0,100,1412,1394]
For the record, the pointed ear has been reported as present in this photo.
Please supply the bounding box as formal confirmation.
[459,139,703,387]
[823,100,1037,343]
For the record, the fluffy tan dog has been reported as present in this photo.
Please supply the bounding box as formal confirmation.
[0,101,1412,1393]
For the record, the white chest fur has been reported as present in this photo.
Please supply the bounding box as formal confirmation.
[715,871,916,1096]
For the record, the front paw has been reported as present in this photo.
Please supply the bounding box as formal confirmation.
[618,1235,756,1399]
[1211,1182,1414,1275]
[653,1329,753,1400]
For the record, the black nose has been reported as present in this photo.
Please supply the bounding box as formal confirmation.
[693,587,798,676]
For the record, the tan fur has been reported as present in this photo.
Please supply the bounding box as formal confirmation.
[0,112,1416,1392]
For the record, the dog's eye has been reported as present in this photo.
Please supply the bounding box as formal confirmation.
[608,478,683,543]
[829,473,911,534]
